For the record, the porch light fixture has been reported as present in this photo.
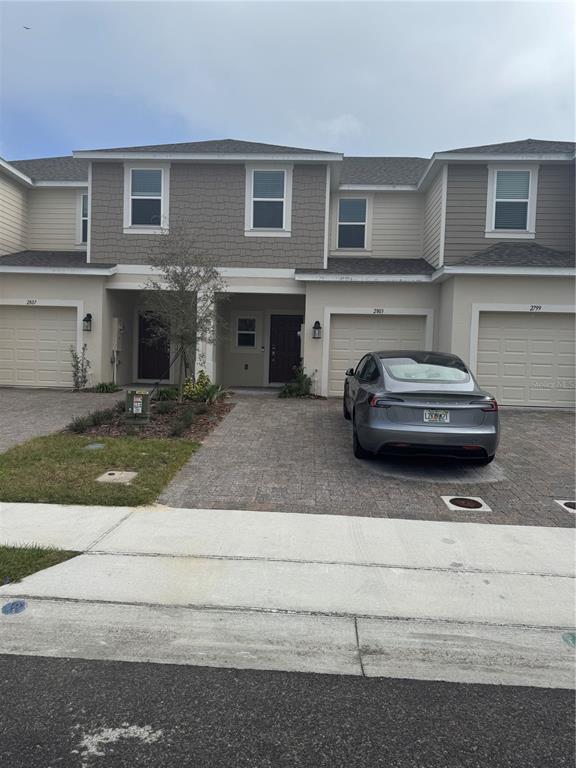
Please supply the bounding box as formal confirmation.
[83,313,93,332]
[312,321,322,339]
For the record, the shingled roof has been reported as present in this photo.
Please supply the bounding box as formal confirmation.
[0,251,114,269]
[297,257,434,276]
[341,157,429,185]
[79,138,337,155]
[9,156,89,182]
[455,242,575,268]
[442,138,575,155]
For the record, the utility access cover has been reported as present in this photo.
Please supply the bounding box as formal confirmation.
[96,470,138,485]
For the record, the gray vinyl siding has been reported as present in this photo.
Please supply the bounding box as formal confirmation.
[330,192,423,259]
[27,188,83,251]
[90,162,326,267]
[422,170,443,267]
[0,171,27,256]
[444,163,576,265]
[534,164,575,251]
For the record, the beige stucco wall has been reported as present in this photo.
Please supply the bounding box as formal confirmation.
[302,281,441,395]
[216,293,305,387]
[0,273,108,384]
[446,275,576,368]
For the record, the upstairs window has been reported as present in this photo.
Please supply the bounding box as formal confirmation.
[245,165,292,236]
[486,166,537,238]
[80,193,88,243]
[494,170,530,229]
[252,170,285,229]
[131,169,162,226]
[338,198,366,248]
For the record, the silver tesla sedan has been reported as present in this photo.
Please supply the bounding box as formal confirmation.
[343,351,499,464]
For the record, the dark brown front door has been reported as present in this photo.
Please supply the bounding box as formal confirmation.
[138,314,170,380]
[269,314,303,383]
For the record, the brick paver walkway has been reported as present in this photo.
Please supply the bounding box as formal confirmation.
[161,396,576,527]
[0,388,122,453]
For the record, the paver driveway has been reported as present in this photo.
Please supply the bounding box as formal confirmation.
[161,395,576,526]
[0,388,122,452]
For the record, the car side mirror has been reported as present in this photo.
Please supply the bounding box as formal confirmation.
[345,368,355,376]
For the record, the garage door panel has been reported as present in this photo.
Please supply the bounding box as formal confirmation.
[477,312,575,407]
[328,314,426,397]
[0,306,77,388]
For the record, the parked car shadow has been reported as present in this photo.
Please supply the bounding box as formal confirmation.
[360,453,505,484]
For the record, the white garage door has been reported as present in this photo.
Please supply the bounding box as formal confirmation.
[477,312,575,406]
[328,313,426,396]
[0,305,77,387]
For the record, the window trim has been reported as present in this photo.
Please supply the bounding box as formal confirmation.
[123,162,170,234]
[332,194,372,252]
[244,164,293,237]
[231,312,262,354]
[76,191,88,246]
[485,164,538,239]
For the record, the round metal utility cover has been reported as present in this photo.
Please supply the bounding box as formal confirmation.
[84,443,106,451]
[448,497,484,510]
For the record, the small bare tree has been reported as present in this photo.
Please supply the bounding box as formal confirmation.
[141,229,227,400]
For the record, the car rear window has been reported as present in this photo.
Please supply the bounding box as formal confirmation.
[380,355,470,383]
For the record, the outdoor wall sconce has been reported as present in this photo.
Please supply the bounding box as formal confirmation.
[312,321,322,339]
[83,313,93,332]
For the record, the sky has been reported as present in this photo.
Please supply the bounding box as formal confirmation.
[0,0,574,160]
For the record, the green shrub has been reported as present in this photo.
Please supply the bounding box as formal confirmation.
[89,408,116,427]
[204,383,229,404]
[70,344,90,391]
[68,415,92,434]
[93,381,121,393]
[155,401,177,415]
[183,370,211,401]
[170,406,196,437]
[153,387,179,402]
[278,366,314,398]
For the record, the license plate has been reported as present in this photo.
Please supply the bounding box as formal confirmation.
[424,409,449,424]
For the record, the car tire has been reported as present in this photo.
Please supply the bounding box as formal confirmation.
[475,455,495,466]
[343,396,351,421]
[352,417,372,459]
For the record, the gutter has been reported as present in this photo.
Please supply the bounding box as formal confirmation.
[295,265,576,283]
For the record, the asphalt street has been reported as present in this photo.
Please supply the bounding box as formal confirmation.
[1,655,573,768]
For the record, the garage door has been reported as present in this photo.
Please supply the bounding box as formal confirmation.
[0,305,77,387]
[328,314,426,396]
[477,312,575,406]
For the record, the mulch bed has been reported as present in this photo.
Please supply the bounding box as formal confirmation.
[82,400,234,441]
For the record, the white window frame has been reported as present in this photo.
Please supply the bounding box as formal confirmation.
[123,162,170,234]
[332,194,372,252]
[230,312,263,354]
[76,191,89,245]
[485,164,538,239]
[244,164,293,237]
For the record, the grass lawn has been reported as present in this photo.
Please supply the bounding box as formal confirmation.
[0,434,198,506]
[0,545,78,584]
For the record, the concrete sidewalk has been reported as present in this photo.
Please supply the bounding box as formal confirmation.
[1,502,575,688]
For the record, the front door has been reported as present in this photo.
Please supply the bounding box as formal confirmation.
[269,314,303,383]
[138,313,170,380]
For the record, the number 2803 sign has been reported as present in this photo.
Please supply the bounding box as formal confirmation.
[373,308,385,315]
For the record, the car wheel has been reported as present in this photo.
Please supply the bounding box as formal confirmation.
[475,455,495,466]
[352,417,372,459]
[343,396,351,421]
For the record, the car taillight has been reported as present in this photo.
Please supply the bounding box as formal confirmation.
[369,395,403,408]
[481,399,498,412]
